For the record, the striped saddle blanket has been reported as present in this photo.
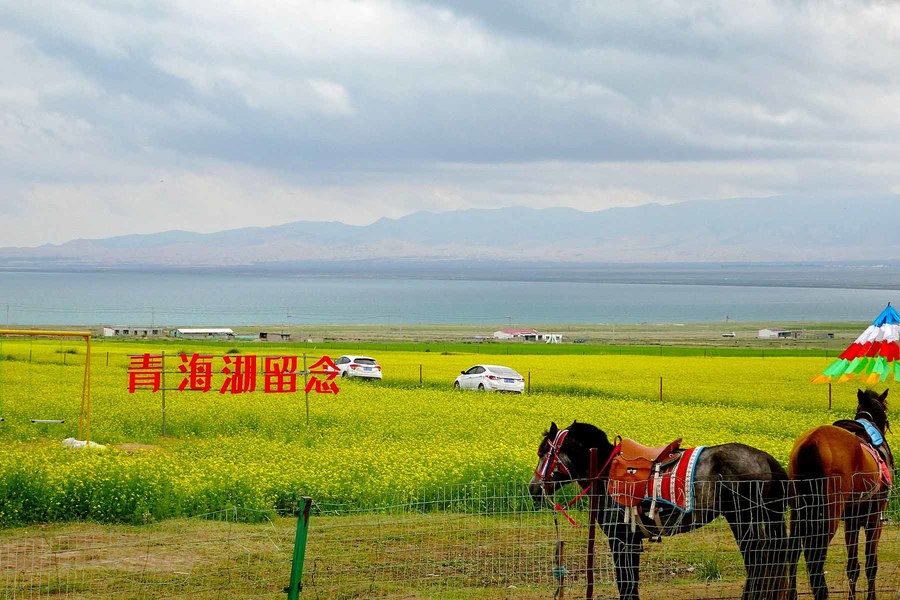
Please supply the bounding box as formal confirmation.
[609,446,706,514]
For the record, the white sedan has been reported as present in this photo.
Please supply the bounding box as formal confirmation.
[334,355,383,380]
[454,364,525,393]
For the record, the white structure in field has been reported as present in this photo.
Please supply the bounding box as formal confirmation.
[758,327,802,339]
[102,326,164,338]
[494,329,541,341]
[170,328,235,339]
[493,329,563,343]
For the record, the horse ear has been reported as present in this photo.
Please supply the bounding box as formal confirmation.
[857,389,866,402]
[549,422,558,436]
[879,388,889,404]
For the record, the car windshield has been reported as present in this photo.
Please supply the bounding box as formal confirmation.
[489,367,520,377]
[354,358,377,365]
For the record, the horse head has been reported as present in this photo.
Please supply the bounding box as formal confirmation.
[856,388,890,435]
[527,421,615,504]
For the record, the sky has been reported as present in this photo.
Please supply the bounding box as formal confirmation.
[2,1,900,247]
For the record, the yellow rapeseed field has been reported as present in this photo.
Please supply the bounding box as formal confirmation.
[0,338,892,524]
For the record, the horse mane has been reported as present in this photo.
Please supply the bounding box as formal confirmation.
[857,388,890,434]
[564,421,614,451]
[540,420,614,451]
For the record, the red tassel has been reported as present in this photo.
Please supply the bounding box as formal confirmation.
[554,504,579,527]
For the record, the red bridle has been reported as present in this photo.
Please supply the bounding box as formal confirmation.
[535,428,620,527]
[535,428,573,484]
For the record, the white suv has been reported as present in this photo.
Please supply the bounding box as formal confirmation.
[334,355,383,380]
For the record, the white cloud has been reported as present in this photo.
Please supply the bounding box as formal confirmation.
[2,1,900,247]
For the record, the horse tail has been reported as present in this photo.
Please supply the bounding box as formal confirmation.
[785,436,831,599]
[791,439,830,524]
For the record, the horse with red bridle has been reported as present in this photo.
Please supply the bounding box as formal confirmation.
[529,421,791,599]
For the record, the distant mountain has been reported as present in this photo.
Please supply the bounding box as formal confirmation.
[1,196,898,268]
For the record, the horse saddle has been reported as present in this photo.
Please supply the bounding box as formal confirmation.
[608,437,683,507]
[833,419,895,487]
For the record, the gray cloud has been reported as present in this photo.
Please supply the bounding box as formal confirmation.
[1,0,899,246]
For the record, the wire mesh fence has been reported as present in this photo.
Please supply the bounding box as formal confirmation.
[1,481,897,599]
[304,478,900,599]
[0,507,298,599]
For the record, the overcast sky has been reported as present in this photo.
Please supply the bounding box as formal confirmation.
[2,1,899,247]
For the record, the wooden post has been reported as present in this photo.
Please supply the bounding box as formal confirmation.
[586,447,599,600]
[419,364,423,385]
[527,371,531,395]
[828,383,832,410]
[303,354,309,426]
[659,376,663,402]
[554,540,566,600]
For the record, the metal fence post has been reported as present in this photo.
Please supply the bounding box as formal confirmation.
[284,497,313,600]
[586,447,599,599]
[303,354,309,426]
[161,351,166,437]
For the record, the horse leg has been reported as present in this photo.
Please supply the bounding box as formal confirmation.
[861,504,884,600]
[796,478,836,600]
[842,513,861,600]
[606,527,642,600]
[763,480,792,600]
[726,516,767,600]
[786,513,804,600]
[722,480,792,600]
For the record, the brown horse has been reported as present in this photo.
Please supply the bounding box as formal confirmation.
[787,388,894,600]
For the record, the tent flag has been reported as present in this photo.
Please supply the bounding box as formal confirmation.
[814,303,900,383]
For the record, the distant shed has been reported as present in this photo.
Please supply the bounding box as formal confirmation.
[758,327,802,339]
[171,328,235,339]
[259,331,291,342]
[493,329,542,342]
[102,326,164,338]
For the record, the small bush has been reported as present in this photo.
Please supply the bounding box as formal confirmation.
[226,348,241,354]
[695,556,723,581]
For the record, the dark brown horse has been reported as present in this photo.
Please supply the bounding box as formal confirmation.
[788,388,894,600]
[529,421,791,600]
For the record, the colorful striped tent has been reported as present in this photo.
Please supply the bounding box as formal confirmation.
[813,303,900,384]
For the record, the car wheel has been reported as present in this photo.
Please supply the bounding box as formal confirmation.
[453,381,460,389]
[477,383,485,391]
[341,371,348,378]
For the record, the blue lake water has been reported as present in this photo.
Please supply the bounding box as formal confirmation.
[0,270,897,327]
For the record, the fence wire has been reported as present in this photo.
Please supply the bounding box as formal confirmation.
[1,481,898,599]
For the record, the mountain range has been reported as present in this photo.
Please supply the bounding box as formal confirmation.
[1,196,898,269]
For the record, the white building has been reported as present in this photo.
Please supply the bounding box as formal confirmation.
[493,329,542,342]
[758,327,802,339]
[493,329,563,343]
[170,328,235,339]
[102,326,164,338]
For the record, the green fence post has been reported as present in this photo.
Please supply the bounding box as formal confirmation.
[285,497,313,600]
